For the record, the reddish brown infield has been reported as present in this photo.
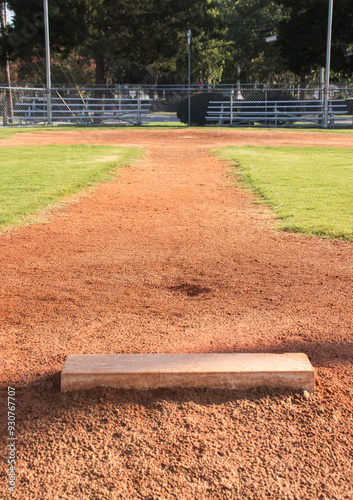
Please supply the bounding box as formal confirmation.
[1,128,352,499]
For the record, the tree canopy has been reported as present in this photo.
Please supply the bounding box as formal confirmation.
[275,0,353,82]
[219,0,291,83]
[1,0,353,85]
[3,0,222,84]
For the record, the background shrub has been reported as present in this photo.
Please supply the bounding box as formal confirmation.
[177,92,230,126]
[345,98,353,115]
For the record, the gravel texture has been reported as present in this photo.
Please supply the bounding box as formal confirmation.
[1,128,353,499]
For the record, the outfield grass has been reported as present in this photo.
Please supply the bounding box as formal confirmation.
[0,145,141,230]
[217,146,353,241]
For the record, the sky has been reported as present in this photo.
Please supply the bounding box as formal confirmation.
[5,4,14,24]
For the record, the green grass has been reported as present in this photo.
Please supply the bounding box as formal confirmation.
[0,144,141,230]
[145,122,186,127]
[216,145,353,241]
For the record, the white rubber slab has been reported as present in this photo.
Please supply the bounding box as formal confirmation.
[61,353,315,392]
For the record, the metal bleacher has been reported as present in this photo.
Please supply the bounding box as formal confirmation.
[206,99,349,127]
[12,94,152,125]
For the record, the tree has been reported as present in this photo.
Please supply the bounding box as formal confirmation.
[171,28,230,85]
[0,2,11,82]
[3,0,221,84]
[6,53,95,85]
[274,0,353,83]
[219,0,292,83]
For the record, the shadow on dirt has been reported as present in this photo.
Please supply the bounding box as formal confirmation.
[221,340,353,367]
[1,338,350,432]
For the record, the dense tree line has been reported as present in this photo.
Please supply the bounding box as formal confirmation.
[1,0,352,85]
[275,0,353,84]
[1,0,222,84]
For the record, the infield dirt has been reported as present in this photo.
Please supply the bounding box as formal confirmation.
[1,128,352,499]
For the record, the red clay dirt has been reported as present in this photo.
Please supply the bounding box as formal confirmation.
[1,128,353,499]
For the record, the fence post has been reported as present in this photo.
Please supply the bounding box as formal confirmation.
[218,103,224,126]
[3,89,8,126]
[44,0,52,125]
[187,30,191,126]
[45,89,52,125]
[230,90,233,125]
[323,0,334,128]
[137,88,141,126]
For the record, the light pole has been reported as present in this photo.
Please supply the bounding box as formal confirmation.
[0,1,13,125]
[323,0,334,128]
[43,0,52,125]
[187,30,191,126]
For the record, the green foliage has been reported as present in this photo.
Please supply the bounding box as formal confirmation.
[238,89,296,123]
[219,0,292,83]
[3,0,352,85]
[6,53,95,85]
[175,35,230,85]
[345,99,353,115]
[3,0,222,84]
[4,0,86,59]
[177,91,230,125]
[217,145,353,240]
[0,144,141,230]
[241,89,295,101]
[275,0,353,81]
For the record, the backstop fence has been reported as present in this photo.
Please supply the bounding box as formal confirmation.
[1,83,353,128]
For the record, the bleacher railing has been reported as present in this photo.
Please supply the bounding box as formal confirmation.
[1,83,352,128]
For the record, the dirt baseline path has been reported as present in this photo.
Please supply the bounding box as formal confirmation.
[1,129,353,499]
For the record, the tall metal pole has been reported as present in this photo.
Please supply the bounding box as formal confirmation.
[1,1,13,125]
[43,0,52,125]
[187,30,191,126]
[323,0,334,128]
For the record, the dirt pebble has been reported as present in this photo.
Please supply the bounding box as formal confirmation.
[1,129,352,499]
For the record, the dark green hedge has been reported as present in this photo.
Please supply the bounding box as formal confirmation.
[177,92,230,126]
[345,99,353,115]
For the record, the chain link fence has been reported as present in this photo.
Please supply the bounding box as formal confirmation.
[1,83,353,127]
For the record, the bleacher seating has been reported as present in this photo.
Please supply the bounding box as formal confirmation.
[206,99,349,127]
[12,96,151,125]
